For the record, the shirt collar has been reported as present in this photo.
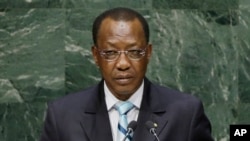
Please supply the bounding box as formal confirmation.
[104,80,144,111]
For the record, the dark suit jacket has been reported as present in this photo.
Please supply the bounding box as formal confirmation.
[40,78,214,141]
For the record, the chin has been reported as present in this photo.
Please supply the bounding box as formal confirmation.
[117,90,133,95]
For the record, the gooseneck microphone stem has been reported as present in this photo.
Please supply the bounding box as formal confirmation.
[150,128,160,141]
[145,121,160,141]
[122,128,133,141]
[122,121,137,141]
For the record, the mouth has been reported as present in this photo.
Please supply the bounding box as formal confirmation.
[114,75,134,85]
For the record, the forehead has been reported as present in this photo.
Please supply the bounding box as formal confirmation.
[101,17,144,33]
[97,18,146,43]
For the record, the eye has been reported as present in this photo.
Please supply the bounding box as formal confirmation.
[128,49,143,55]
[103,50,118,56]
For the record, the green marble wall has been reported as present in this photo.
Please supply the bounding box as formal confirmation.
[0,0,249,141]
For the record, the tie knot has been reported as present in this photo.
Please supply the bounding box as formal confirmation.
[115,101,134,115]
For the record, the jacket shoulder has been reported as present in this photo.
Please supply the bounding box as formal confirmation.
[48,84,99,111]
[152,83,199,99]
[149,82,202,108]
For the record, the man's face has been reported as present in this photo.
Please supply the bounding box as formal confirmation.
[92,18,152,100]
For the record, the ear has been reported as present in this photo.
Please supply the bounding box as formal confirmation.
[146,44,152,62]
[91,46,99,67]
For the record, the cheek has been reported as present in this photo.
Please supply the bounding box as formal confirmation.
[133,62,148,74]
[99,61,115,75]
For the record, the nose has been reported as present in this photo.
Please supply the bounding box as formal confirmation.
[116,52,131,71]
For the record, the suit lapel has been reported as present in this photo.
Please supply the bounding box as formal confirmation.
[79,81,113,141]
[78,78,169,141]
[133,78,169,141]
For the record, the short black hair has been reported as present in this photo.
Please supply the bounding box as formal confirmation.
[92,7,149,46]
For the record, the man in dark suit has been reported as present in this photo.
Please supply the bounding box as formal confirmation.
[40,7,214,141]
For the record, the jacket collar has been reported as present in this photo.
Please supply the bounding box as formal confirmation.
[80,79,113,141]
[80,78,169,141]
[133,78,168,141]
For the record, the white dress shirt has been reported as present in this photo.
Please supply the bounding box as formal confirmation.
[104,81,144,141]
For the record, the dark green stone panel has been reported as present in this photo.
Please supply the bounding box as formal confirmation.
[148,9,238,102]
[237,104,250,124]
[240,0,250,10]
[146,9,239,140]
[0,1,249,141]
[0,0,152,8]
[0,102,46,141]
[0,9,65,103]
[206,103,237,139]
[0,9,66,140]
[65,9,101,93]
[0,0,50,8]
[62,0,152,9]
[0,0,240,9]
[238,9,250,103]
[153,0,239,9]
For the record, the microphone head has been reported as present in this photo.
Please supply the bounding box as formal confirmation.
[145,121,160,141]
[127,120,137,131]
[145,121,157,134]
[145,121,155,129]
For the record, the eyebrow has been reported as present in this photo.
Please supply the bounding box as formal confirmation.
[106,41,139,49]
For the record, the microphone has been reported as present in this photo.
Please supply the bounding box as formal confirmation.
[145,121,160,141]
[122,120,137,141]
